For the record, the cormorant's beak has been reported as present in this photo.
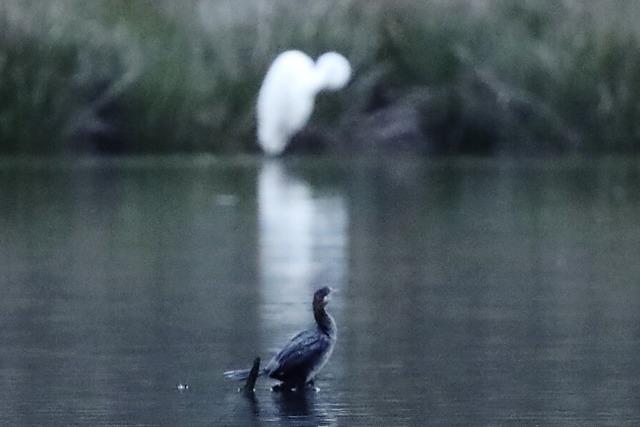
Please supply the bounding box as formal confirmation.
[324,288,337,303]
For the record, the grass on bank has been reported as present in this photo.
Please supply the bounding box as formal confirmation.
[1,0,640,155]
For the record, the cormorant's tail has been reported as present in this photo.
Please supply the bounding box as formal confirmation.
[223,367,267,381]
[223,368,251,381]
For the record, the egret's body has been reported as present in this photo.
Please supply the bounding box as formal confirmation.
[257,50,351,155]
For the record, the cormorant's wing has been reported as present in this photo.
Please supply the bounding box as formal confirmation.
[265,329,330,380]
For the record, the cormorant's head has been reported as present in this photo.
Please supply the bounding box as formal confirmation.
[313,286,336,307]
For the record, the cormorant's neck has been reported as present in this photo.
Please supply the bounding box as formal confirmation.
[314,304,336,337]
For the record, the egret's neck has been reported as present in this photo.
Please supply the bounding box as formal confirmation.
[314,303,336,338]
[306,72,326,95]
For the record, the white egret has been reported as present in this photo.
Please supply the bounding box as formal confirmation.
[256,50,352,156]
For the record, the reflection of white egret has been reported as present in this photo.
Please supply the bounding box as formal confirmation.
[258,160,347,333]
[257,51,352,156]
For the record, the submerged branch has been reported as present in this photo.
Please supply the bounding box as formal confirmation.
[242,357,261,393]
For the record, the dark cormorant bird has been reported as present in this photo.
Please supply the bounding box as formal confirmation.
[224,286,337,390]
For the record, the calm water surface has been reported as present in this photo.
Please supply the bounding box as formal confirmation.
[1,156,639,425]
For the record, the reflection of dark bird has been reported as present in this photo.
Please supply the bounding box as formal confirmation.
[224,287,337,390]
[273,386,312,417]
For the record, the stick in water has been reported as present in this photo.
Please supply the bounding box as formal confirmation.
[242,357,260,393]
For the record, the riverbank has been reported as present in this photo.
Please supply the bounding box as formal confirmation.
[2,0,640,156]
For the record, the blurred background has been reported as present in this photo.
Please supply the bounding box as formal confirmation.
[2,1,640,425]
[2,0,640,156]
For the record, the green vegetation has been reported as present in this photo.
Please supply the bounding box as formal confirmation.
[1,0,640,155]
